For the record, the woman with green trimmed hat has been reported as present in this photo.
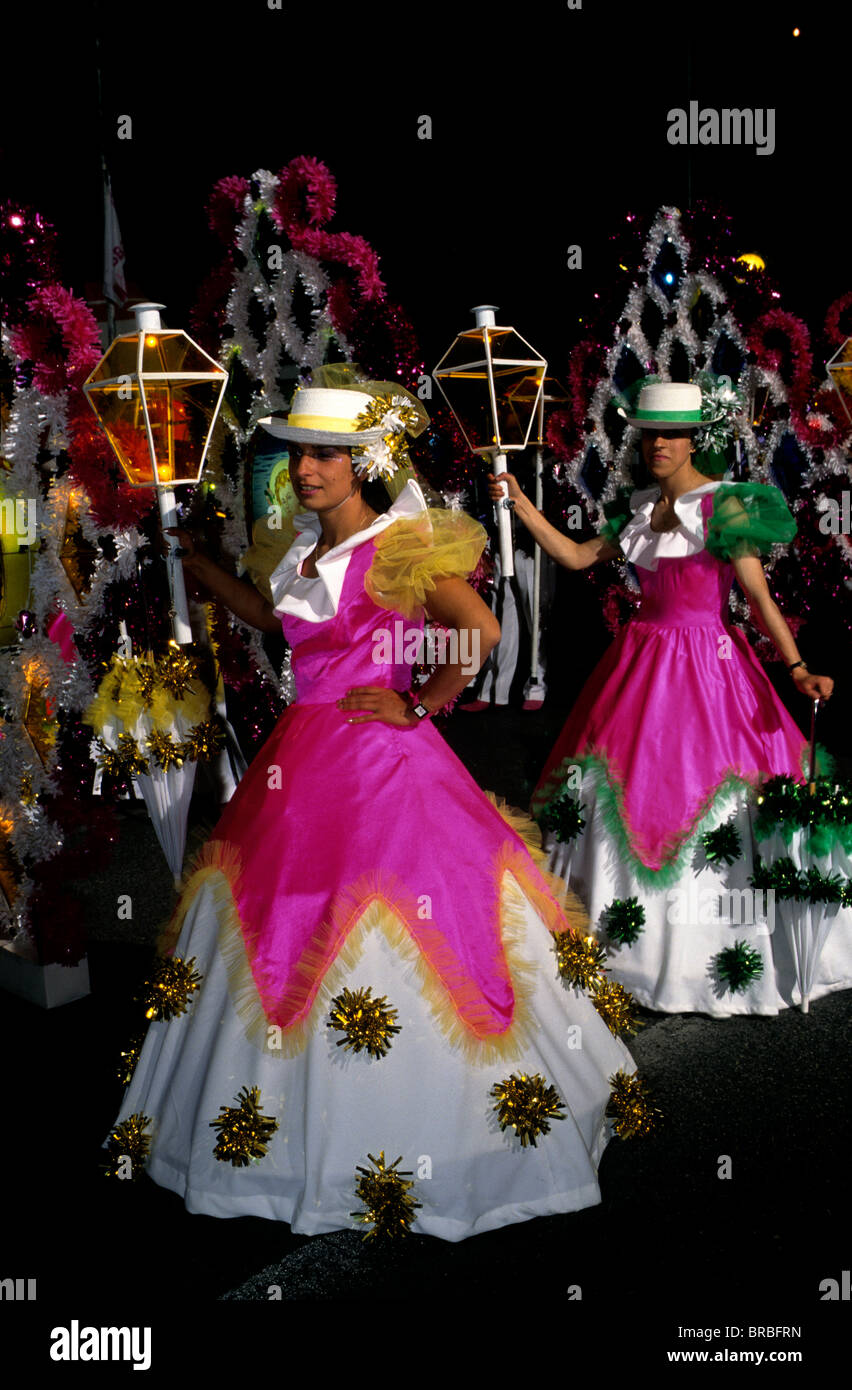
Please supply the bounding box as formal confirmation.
[490,380,849,1016]
[112,375,644,1239]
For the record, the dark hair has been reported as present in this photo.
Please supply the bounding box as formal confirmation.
[352,469,392,514]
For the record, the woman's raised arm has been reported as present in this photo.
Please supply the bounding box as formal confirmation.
[487,473,618,570]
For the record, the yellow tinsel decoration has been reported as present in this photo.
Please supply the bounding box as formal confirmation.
[327,985,401,1058]
[180,720,226,763]
[491,1072,566,1147]
[103,1113,152,1180]
[139,955,203,1021]
[355,394,422,464]
[591,978,640,1036]
[553,928,608,991]
[94,732,148,779]
[607,1069,662,1139]
[145,730,184,772]
[117,1033,146,1087]
[352,1152,421,1241]
[210,1085,279,1167]
[20,772,37,807]
[135,659,158,705]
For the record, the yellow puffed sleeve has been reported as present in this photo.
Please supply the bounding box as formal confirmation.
[240,512,299,604]
[365,508,487,619]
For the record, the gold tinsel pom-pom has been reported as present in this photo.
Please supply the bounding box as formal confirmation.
[210,1085,279,1167]
[145,730,184,772]
[327,986,401,1059]
[352,1151,421,1241]
[180,720,226,763]
[139,955,203,1021]
[606,1069,662,1139]
[96,734,148,778]
[591,978,640,1036]
[157,645,197,700]
[553,928,608,991]
[103,1113,152,1180]
[491,1072,566,1148]
[135,660,158,705]
[117,1033,146,1087]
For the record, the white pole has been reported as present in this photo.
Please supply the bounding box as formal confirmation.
[530,388,545,680]
[490,449,515,580]
[157,486,192,644]
[473,307,515,580]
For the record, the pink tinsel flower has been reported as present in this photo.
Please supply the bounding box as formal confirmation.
[10,284,101,395]
[275,155,337,233]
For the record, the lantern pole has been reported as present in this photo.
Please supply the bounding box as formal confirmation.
[530,388,545,686]
[132,305,193,645]
[474,305,515,580]
[159,486,192,645]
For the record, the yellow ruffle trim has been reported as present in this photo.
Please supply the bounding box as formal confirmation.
[364,508,487,619]
[157,796,587,1064]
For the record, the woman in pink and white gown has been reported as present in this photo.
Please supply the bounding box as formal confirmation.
[493,382,850,1016]
[111,384,638,1240]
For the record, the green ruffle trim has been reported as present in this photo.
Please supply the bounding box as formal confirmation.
[533,741,836,891]
[532,751,764,891]
[705,482,796,562]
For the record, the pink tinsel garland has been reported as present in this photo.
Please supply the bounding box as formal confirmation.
[748,308,813,409]
[272,155,385,307]
[824,291,852,348]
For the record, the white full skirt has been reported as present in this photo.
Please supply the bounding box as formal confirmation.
[545,775,852,1017]
[114,870,635,1241]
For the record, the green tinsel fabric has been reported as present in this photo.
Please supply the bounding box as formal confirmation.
[599,485,637,548]
[704,483,796,563]
[754,774,852,857]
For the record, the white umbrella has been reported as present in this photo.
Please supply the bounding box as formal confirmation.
[135,762,197,888]
[754,700,851,1012]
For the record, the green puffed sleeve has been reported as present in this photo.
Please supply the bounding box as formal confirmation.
[599,486,635,548]
[705,483,796,562]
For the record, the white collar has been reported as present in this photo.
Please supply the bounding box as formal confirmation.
[269,478,428,622]
[618,482,721,571]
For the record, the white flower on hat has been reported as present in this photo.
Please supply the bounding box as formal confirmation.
[352,392,422,481]
[355,438,397,482]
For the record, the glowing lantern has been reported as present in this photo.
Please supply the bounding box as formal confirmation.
[433,306,547,577]
[827,337,852,427]
[82,304,228,642]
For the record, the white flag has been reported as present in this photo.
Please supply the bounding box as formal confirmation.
[104,174,127,306]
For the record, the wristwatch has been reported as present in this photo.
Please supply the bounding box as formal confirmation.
[406,691,432,720]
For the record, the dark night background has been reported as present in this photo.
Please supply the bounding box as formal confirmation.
[2,0,850,1366]
[2,0,848,370]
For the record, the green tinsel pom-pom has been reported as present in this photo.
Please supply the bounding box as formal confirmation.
[605,896,646,946]
[801,866,847,905]
[702,819,742,867]
[715,940,764,993]
[539,789,587,844]
[750,856,852,904]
